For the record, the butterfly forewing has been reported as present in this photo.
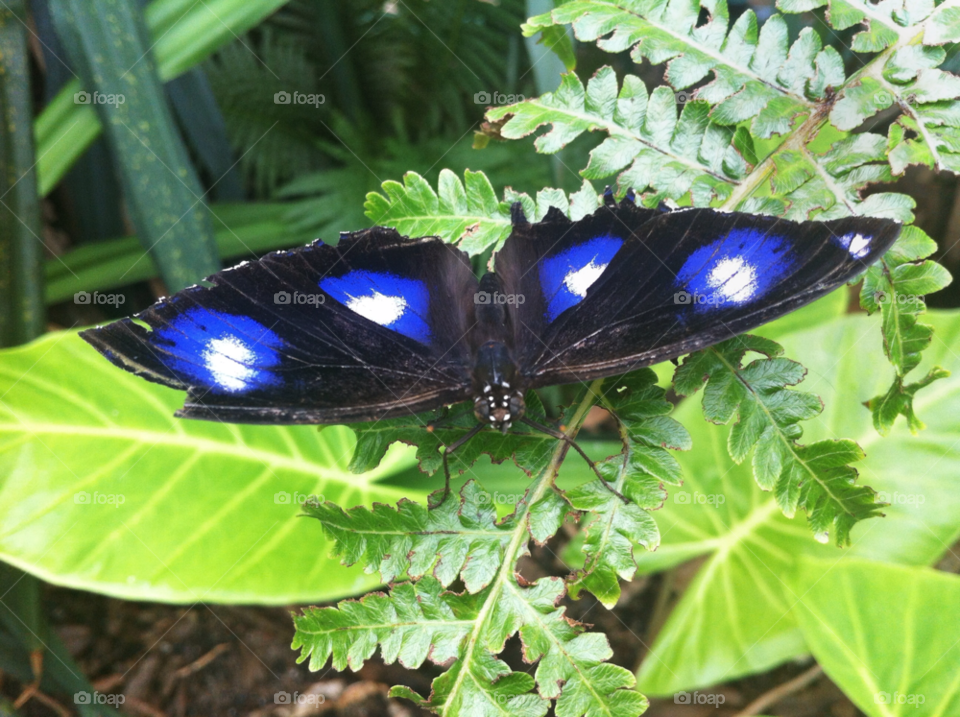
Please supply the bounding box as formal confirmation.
[510,206,901,387]
[81,227,478,424]
[494,203,659,367]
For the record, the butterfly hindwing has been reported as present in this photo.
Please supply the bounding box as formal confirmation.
[81,227,478,423]
[508,206,901,387]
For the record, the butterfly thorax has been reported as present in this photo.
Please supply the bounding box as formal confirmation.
[471,273,525,433]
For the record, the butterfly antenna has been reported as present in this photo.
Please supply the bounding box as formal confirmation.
[440,423,485,504]
[519,417,629,504]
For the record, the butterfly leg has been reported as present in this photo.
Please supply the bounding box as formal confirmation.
[520,417,629,504]
[426,403,476,432]
[439,423,485,504]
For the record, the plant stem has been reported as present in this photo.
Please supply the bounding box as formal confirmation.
[439,378,605,716]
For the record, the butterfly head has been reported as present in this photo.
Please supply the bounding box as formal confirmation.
[474,385,525,434]
[472,340,525,433]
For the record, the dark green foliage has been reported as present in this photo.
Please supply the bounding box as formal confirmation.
[0,1,44,346]
[50,0,220,292]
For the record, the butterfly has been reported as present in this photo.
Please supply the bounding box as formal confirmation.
[81,192,901,495]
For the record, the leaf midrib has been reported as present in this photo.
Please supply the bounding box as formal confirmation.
[524,99,734,183]
[0,422,370,485]
[300,618,475,636]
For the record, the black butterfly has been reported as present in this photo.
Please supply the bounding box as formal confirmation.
[81,193,900,495]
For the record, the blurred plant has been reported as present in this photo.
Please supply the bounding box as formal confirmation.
[204,0,539,196]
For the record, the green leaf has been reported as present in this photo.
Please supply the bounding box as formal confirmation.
[634,310,960,695]
[394,650,550,717]
[868,366,951,434]
[50,0,220,291]
[522,17,576,71]
[363,170,601,255]
[788,557,960,716]
[0,331,420,604]
[0,1,44,346]
[293,576,482,671]
[36,0,289,197]
[486,68,747,205]
[777,0,922,53]
[924,5,960,44]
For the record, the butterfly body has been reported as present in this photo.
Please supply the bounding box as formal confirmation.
[470,272,526,433]
[80,195,902,432]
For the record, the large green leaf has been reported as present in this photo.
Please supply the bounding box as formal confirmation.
[0,332,418,604]
[789,557,960,716]
[635,310,960,695]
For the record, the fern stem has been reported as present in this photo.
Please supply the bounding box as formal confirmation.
[439,378,605,716]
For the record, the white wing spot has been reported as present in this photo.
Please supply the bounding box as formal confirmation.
[707,256,757,304]
[842,233,871,259]
[346,291,406,327]
[564,260,608,299]
[203,336,255,392]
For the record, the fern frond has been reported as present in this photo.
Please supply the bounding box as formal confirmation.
[523,1,841,138]
[487,67,751,205]
[364,169,601,253]
[305,482,533,594]
[674,335,881,544]
[297,383,648,717]
[860,226,953,433]
[565,369,687,606]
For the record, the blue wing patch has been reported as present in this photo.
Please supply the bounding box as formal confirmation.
[155,308,284,393]
[539,235,623,322]
[320,270,432,344]
[676,228,794,311]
